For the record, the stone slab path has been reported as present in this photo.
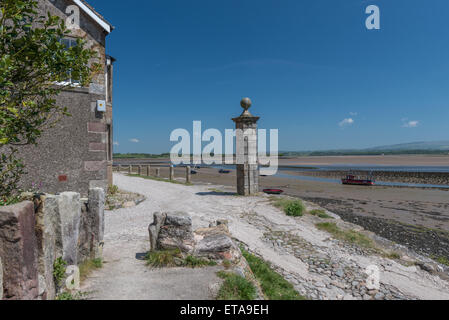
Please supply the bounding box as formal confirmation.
[82,173,449,300]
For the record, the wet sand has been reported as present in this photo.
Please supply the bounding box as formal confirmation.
[280,155,449,167]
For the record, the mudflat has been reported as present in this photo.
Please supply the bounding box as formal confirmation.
[280,155,449,167]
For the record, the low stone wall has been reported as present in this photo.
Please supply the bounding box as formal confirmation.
[0,188,105,300]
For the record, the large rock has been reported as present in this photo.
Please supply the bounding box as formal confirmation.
[35,195,62,300]
[195,233,239,260]
[0,201,39,300]
[148,212,167,251]
[157,212,195,253]
[78,188,105,261]
[58,192,81,265]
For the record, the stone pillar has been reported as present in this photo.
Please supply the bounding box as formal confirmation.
[156,168,161,177]
[186,166,192,184]
[146,165,151,177]
[119,165,123,172]
[128,166,132,174]
[232,98,260,196]
[138,165,142,175]
[0,202,39,300]
[169,165,175,181]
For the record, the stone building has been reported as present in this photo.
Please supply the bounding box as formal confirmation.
[17,0,115,197]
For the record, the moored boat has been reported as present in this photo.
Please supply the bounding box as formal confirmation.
[342,174,375,186]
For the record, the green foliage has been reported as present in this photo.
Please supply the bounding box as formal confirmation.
[108,184,119,196]
[309,209,333,219]
[0,0,101,198]
[316,222,375,249]
[184,255,217,268]
[241,248,305,300]
[79,258,103,281]
[216,271,257,300]
[271,197,306,217]
[55,291,87,301]
[433,255,449,266]
[146,249,184,268]
[145,249,217,268]
[53,257,67,285]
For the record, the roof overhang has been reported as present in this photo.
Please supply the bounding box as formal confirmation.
[73,0,113,34]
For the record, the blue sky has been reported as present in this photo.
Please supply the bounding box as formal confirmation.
[88,0,449,153]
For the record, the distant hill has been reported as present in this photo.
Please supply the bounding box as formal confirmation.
[281,141,449,156]
[367,141,449,151]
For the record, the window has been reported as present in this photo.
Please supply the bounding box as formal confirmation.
[60,38,80,85]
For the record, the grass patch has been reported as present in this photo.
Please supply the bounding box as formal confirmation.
[271,198,306,217]
[309,209,333,219]
[55,291,87,301]
[79,258,103,281]
[184,255,217,268]
[146,249,217,268]
[216,271,257,300]
[108,184,119,196]
[128,174,192,186]
[432,255,449,266]
[316,222,376,249]
[241,248,306,300]
[209,188,224,193]
[146,249,184,268]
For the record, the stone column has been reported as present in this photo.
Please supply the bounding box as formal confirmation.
[146,165,151,177]
[169,165,175,181]
[186,166,192,184]
[156,168,161,177]
[128,166,132,174]
[138,165,142,175]
[232,98,260,196]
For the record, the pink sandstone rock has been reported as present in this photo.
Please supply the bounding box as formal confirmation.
[0,201,39,300]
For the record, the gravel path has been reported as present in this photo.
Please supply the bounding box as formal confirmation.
[83,173,449,300]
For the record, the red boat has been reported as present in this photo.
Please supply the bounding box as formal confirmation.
[342,174,375,186]
[263,189,284,195]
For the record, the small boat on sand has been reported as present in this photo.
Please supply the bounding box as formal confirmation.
[263,189,284,195]
[342,173,375,186]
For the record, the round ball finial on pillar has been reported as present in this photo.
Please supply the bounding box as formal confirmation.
[240,97,253,117]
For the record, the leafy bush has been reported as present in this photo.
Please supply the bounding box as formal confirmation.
[53,258,68,286]
[285,201,306,217]
[271,197,306,217]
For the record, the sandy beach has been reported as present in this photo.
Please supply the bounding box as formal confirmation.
[114,156,449,260]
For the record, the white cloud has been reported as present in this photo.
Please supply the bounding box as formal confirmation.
[349,112,358,116]
[129,138,140,143]
[339,118,354,127]
[113,141,119,146]
[402,120,419,128]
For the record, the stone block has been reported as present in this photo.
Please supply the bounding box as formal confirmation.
[35,195,62,300]
[157,212,194,253]
[148,212,167,251]
[58,192,81,265]
[0,202,39,300]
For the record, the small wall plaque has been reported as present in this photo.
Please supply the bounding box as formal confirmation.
[97,100,106,112]
[58,175,68,182]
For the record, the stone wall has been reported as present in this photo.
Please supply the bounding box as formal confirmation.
[0,188,105,300]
